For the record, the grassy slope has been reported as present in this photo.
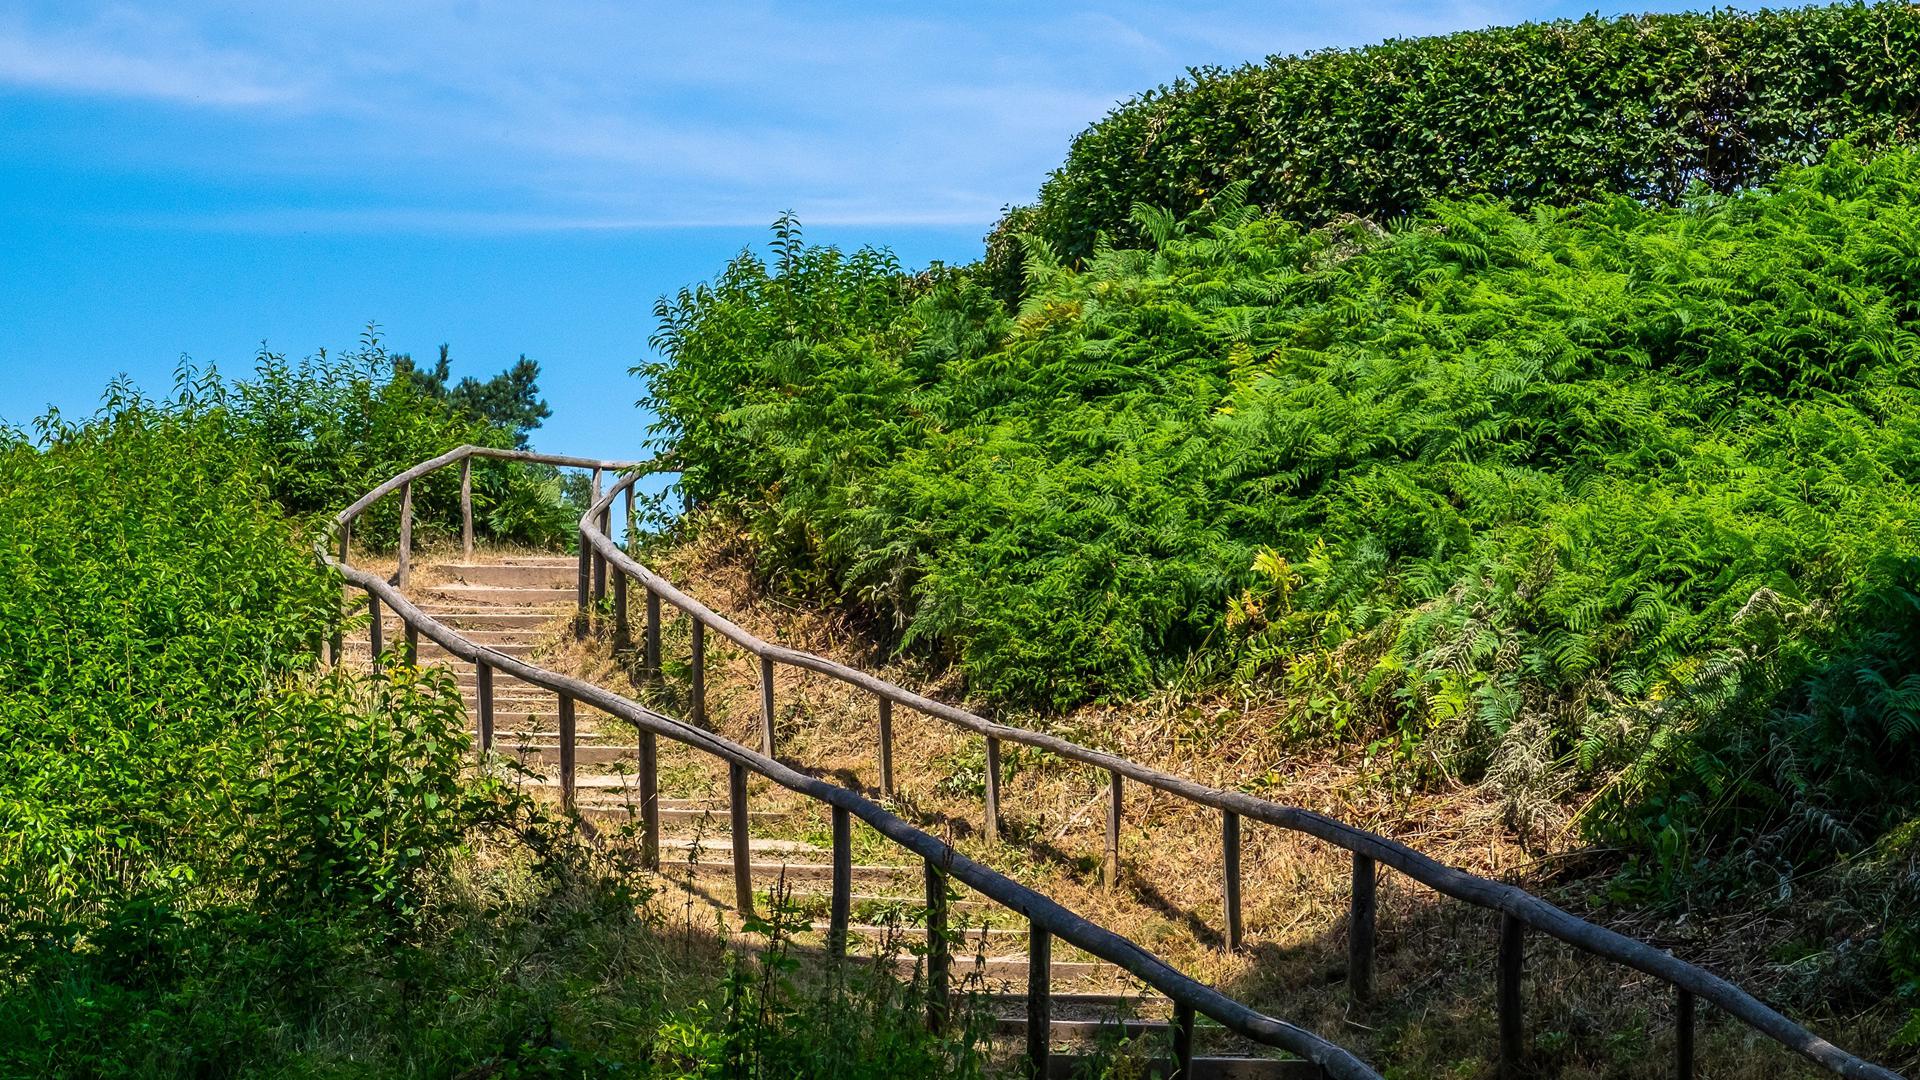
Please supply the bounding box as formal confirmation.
[645,147,1920,923]
[564,525,1917,1078]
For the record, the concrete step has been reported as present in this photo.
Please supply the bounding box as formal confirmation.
[426,584,575,608]
[367,616,543,637]
[903,954,1108,982]
[430,611,562,630]
[757,922,1101,964]
[995,1017,1172,1040]
[579,803,787,828]
[345,640,537,661]
[1041,1058,1313,1079]
[789,922,1030,946]
[434,562,578,589]
[661,837,819,855]
[489,729,618,743]
[464,691,560,711]
[984,991,1170,1014]
[530,774,685,790]
[499,745,645,766]
[455,673,553,690]
[668,861,916,886]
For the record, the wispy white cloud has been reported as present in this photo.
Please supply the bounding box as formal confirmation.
[0,13,304,106]
[96,200,1006,234]
[0,0,1655,231]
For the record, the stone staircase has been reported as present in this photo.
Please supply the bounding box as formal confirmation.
[341,550,1317,1078]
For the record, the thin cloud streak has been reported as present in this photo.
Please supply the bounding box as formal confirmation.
[92,203,1006,234]
[0,1,1689,231]
[0,17,304,106]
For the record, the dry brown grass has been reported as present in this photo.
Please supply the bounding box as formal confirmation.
[484,531,1913,1079]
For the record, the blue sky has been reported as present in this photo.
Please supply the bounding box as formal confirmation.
[2,0,1715,456]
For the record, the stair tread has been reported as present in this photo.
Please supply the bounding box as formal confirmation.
[661,837,819,854]
[1043,1057,1315,1079]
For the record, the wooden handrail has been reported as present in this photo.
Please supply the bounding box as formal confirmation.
[328,445,649,542]
[323,445,1907,1080]
[323,447,1385,1080]
[574,467,1906,1080]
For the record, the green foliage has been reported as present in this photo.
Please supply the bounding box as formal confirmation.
[0,376,989,1078]
[215,328,576,547]
[394,342,554,448]
[647,146,1920,874]
[1001,1,1920,296]
[0,392,517,1053]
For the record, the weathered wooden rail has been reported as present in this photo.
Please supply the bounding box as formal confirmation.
[331,444,1907,1080]
[326,445,1380,1080]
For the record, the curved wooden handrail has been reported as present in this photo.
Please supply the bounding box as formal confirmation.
[572,467,1907,1080]
[322,445,1386,1080]
[330,445,649,533]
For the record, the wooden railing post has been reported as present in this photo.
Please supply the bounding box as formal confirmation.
[729,762,754,916]
[984,735,1002,843]
[1499,912,1525,1078]
[612,566,630,652]
[829,806,851,960]
[1171,1001,1196,1080]
[644,590,662,682]
[925,858,950,1034]
[639,729,660,870]
[574,526,590,639]
[877,695,895,797]
[396,480,413,588]
[1105,770,1122,889]
[367,589,382,672]
[403,620,418,665]
[476,661,494,751]
[1222,810,1244,951]
[592,505,609,604]
[588,469,603,606]
[690,619,707,726]
[460,456,473,560]
[1676,988,1695,1080]
[759,655,776,757]
[1027,922,1051,1079]
[1350,853,1376,1004]
[557,693,576,809]
[331,521,350,666]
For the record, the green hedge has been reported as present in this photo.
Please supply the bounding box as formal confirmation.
[648,146,1920,878]
[1002,1,1920,285]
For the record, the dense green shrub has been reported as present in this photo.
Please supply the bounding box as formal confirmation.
[394,342,553,449]
[0,397,501,969]
[0,392,526,1079]
[646,146,1920,873]
[996,1,1920,297]
[0,379,988,1077]
[221,331,578,548]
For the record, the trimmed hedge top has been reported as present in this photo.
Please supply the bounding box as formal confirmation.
[1012,2,1920,264]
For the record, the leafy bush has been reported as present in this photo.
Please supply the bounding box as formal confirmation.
[999,1,1920,293]
[0,391,529,1080]
[646,146,1920,872]
[0,395,503,969]
[394,342,553,448]
[0,376,986,1077]
[221,330,578,548]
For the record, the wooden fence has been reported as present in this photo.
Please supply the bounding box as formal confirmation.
[326,444,1908,1080]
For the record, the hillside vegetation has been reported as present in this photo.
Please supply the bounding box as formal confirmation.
[0,358,986,1078]
[645,144,1920,930]
[996,0,1920,290]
